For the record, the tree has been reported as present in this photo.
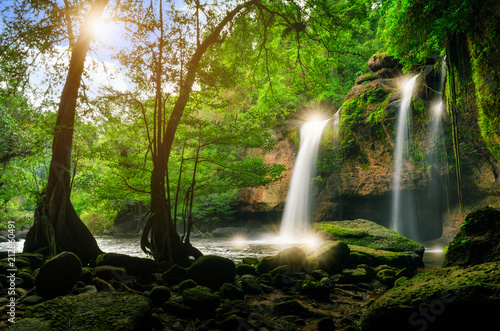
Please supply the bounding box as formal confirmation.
[7,0,110,264]
[134,0,378,264]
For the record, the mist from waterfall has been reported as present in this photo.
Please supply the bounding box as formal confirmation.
[391,75,419,237]
[279,118,329,242]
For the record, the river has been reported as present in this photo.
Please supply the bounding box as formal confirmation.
[0,235,445,269]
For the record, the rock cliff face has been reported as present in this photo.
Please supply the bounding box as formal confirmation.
[236,138,297,224]
[239,53,500,243]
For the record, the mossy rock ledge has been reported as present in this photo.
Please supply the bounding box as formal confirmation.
[360,261,500,331]
[313,219,425,257]
[443,206,500,267]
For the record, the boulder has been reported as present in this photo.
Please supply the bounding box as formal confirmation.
[235,263,256,276]
[273,300,313,318]
[96,253,158,276]
[148,286,171,306]
[19,292,151,330]
[348,245,422,273]
[182,285,221,311]
[355,67,401,85]
[308,241,350,274]
[211,227,248,237]
[178,279,197,295]
[186,255,235,290]
[256,247,308,274]
[17,270,34,288]
[367,53,400,72]
[301,280,331,301]
[313,219,425,257]
[220,282,245,300]
[240,275,262,295]
[34,251,82,298]
[443,206,500,267]
[0,256,31,270]
[342,267,370,283]
[360,262,500,331]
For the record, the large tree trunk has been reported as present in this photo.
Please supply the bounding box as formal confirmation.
[141,0,258,265]
[24,0,108,265]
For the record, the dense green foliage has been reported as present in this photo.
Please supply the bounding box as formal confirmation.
[1,0,498,236]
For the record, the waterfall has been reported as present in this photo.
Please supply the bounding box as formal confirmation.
[430,57,447,149]
[422,57,448,239]
[391,75,419,237]
[279,118,329,242]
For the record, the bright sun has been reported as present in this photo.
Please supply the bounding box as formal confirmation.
[87,16,115,43]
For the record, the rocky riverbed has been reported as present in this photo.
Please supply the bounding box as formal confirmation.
[1,207,498,330]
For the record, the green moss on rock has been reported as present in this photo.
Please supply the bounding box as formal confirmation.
[360,262,500,331]
[313,219,425,256]
[20,292,151,330]
[182,285,221,311]
[443,206,500,267]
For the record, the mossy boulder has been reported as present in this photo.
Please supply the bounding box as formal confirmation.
[96,253,158,276]
[314,219,425,257]
[148,286,171,306]
[34,251,82,298]
[18,292,151,330]
[348,245,422,273]
[182,285,221,311]
[342,267,370,283]
[186,255,235,291]
[0,256,31,270]
[235,263,256,276]
[368,53,400,72]
[178,279,197,295]
[443,206,500,267]
[301,280,331,301]
[17,270,34,288]
[240,275,262,295]
[360,262,500,331]
[308,241,350,274]
[256,247,308,274]
[220,283,244,300]
[0,255,31,270]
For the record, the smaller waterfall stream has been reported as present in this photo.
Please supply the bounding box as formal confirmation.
[422,57,448,239]
[279,118,329,242]
[391,75,419,236]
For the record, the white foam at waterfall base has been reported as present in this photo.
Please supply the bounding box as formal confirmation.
[278,119,329,243]
[391,75,419,237]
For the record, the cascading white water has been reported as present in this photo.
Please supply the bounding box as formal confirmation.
[430,57,447,143]
[279,118,329,242]
[391,75,419,235]
[422,57,449,239]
